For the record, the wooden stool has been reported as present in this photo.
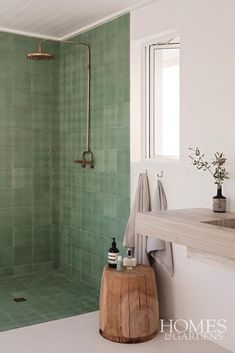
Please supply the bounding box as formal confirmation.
[99,265,159,343]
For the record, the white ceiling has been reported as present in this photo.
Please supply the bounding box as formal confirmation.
[0,0,156,40]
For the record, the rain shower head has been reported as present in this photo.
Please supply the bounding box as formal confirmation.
[26,37,94,168]
[27,42,55,61]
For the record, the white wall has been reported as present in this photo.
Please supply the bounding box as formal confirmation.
[130,0,235,351]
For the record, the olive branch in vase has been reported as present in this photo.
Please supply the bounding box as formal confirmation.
[188,147,229,186]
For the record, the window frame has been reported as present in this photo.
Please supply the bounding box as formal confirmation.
[143,39,180,160]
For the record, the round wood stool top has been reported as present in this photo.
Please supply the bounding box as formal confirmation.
[99,265,159,343]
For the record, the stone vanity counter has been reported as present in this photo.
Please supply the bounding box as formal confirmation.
[136,208,235,260]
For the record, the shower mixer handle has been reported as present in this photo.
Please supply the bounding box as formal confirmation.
[73,159,89,167]
[73,159,93,168]
[74,150,94,168]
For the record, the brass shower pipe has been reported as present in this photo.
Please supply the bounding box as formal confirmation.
[36,38,94,168]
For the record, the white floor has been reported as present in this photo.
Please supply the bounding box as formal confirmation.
[0,311,232,353]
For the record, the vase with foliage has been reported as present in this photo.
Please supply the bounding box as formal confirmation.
[189,147,229,212]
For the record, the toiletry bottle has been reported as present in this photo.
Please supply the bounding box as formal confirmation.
[108,237,119,268]
[116,256,123,271]
[126,248,133,270]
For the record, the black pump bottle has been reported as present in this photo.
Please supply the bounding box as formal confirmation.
[108,237,119,268]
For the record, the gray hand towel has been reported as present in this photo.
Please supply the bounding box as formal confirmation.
[147,179,174,275]
[123,173,150,265]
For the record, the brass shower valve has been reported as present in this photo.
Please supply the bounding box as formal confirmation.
[74,159,93,168]
[74,150,94,168]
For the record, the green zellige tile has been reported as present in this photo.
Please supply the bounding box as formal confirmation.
[0,128,12,147]
[0,109,13,128]
[0,225,13,248]
[13,149,32,168]
[0,169,12,187]
[12,108,32,128]
[13,72,31,91]
[117,151,130,172]
[14,246,33,265]
[33,150,50,168]
[13,129,32,148]
[14,188,33,206]
[0,188,14,207]
[13,168,33,188]
[33,188,50,206]
[33,206,51,225]
[33,168,50,187]
[0,248,13,267]
[0,149,12,169]
[12,90,32,109]
[33,225,51,245]
[0,208,13,225]
[33,245,51,263]
[14,225,32,247]
[14,207,32,225]
[33,130,50,150]
[31,73,51,93]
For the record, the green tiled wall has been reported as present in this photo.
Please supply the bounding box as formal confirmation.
[0,32,60,275]
[60,14,130,288]
[0,14,130,284]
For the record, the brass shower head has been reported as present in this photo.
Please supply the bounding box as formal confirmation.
[27,42,55,61]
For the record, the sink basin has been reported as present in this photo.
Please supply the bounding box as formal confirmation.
[202,218,235,229]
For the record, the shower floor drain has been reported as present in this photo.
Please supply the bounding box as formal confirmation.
[13,297,27,302]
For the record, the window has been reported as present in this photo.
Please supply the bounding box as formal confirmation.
[145,38,180,159]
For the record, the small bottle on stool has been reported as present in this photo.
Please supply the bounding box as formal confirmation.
[108,237,119,268]
[126,248,133,270]
[116,256,123,271]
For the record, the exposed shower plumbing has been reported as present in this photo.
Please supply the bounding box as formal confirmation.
[27,39,94,169]
[75,150,94,169]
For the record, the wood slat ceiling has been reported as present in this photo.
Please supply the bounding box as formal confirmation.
[0,0,155,39]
